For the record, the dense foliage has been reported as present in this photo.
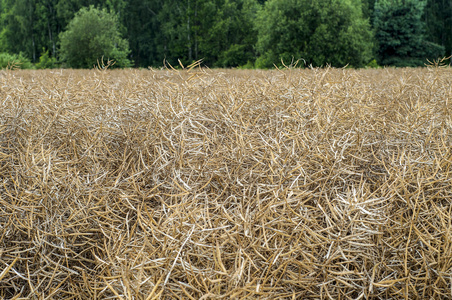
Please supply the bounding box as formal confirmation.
[59,6,131,68]
[374,0,444,67]
[255,0,374,68]
[0,0,448,68]
[425,0,452,58]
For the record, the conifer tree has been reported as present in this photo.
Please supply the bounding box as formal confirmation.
[374,0,444,66]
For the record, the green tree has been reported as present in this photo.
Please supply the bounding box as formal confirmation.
[362,0,376,20]
[157,0,258,68]
[55,0,125,22]
[123,0,163,67]
[424,0,452,59]
[374,0,444,67]
[255,0,374,68]
[0,0,37,60]
[0,0,64,63]
[0,52,33,69]
[59,5,131,68]
[0,0,127,65]
[157,0,209,66]
[35,48,57,69]
[211,0,259,68]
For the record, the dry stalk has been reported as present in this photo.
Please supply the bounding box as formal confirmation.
[0,67,451,299]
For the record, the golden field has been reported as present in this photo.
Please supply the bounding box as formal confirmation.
[0,66,451,299]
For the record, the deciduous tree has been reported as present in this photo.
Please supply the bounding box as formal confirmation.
[59,5,131,68]
[255,0,374,68]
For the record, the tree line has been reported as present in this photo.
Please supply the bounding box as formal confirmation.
[0,0,449,69]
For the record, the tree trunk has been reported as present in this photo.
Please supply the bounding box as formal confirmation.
[194,0,198,60]
[32,35,36,62]
[187,0,192,61]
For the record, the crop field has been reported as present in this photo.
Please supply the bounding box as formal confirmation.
[0,66,451,299]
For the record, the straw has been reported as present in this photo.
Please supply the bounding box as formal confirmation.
[0,66,451,298]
